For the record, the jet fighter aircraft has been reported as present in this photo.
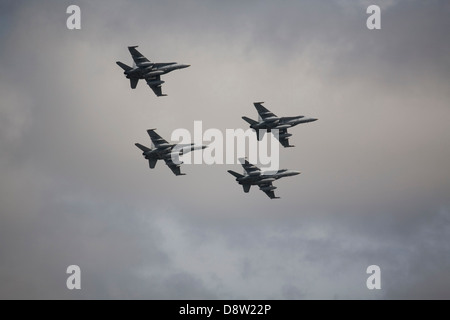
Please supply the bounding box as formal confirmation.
[242,102,317,147]
[228,159,300,199]
[135,129,206,176]
[116,46,190,96]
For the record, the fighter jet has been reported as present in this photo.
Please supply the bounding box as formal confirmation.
[116,46,190,97]
[228,159,300,199]
[135,129,207,176]
[242,102,317,147]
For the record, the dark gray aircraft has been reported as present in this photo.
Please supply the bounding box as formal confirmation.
[116,46,190,96]
[135,129,206,176]
[242,102,317,147]
[228,159,300,199]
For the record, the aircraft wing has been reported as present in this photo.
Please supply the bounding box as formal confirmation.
[163,158,185,176]
[276,128,293,148]
[146,75,166,97]
[128,46,151,67]
[258,181,280,199]
[240,159,261,175]
[262,189,278,199]
[254,102,277,120]
[147,129,169,148]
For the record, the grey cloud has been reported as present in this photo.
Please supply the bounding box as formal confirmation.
[1,0,450,299]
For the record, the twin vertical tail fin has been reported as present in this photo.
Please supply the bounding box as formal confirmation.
[228,171,251,193]
[116,61,138,88]
[135,143,151,152]
[228,170,244,179]
[242,116,258,126]
[116,61,132,71]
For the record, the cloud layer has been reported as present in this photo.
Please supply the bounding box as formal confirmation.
[1,0,449,299]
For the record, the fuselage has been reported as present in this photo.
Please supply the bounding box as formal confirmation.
[142,144,206,160]
[236,169,300,185]
[142,146,174,160]
[251,116,317,130]
[125,63,190,80]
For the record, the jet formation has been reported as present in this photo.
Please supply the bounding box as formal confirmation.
[116,46,190,97]
[242,102,317,147]
[228,159,301,199]
[135,129,206,176]
[117,46,318,199]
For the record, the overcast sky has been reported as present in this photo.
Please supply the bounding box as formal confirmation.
[1,0,449,299]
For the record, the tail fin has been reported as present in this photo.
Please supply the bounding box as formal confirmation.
[228,170,244,179]
[130,78,139,89]
[242,116,258,126]
[135,143,151,152]
[255,129,265,141]
[116,61,132,71]
[149,158,157,169]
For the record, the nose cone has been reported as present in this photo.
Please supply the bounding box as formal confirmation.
[181,64,190,69]
[303,118,318,123]
[288,170,301,176]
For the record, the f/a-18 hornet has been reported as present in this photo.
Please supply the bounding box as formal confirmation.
[135,129,207,176]
[228,159,300,199]
[116,46,190,97]
[242,102,317,147]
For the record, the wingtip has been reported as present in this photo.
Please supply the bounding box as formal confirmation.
[254,101,264,105]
